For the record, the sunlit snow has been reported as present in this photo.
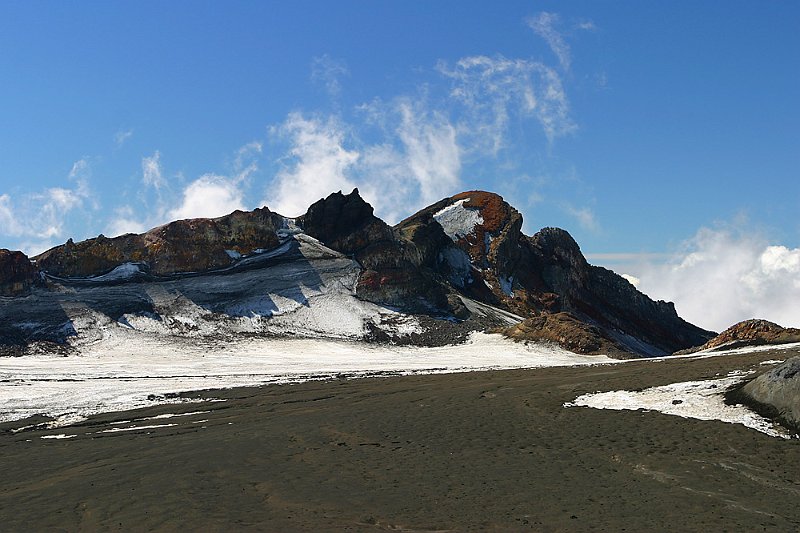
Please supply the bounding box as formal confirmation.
[0,331,614,427]
[433,199,483,241]
[566,373,795,439]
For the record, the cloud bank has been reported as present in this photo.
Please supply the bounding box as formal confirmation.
[630,227,800,331]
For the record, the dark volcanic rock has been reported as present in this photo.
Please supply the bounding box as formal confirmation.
[0,249,37,296]
[34,208,284,277]
[700,319,800,351]
[741,356,800,432]
[300,189,448,311]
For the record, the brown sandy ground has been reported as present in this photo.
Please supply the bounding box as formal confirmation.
[1,346,799,532]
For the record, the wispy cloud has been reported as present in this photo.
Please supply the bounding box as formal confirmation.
[527,12,571,71]
[0,159,93,254]
[563,204,600,233]
[265,113,359,217]
[395,99,461,205]
[438,54,575,146]
[311,54,349,99]
[141,151,164,190]
[114,129,134,148]
[630,225,800,331]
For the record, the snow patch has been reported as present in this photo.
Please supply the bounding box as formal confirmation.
[565,376,794,439]
[434,199,483,241]
[40,434,76,439]
[225,249,241,260]
[100,423,178,433]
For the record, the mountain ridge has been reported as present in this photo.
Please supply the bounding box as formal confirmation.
[1,189,715,356]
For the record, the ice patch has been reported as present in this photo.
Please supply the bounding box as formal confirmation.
[499,275,513,297]
[440,247,473,287]
[434,199,483,241]
[565,376,794,439]
[89,263,145,282]
[225,249,241,260]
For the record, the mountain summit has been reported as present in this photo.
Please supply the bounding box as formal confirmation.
[0,189,714,356]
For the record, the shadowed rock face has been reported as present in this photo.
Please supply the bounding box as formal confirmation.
[0,249,37,296]
[742,357,800,431]
[700,319,800,351]
[34,208,284,277]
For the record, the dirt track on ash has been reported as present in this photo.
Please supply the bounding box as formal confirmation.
[2,346,799,532]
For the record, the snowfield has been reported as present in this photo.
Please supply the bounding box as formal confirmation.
[0,331,614,428]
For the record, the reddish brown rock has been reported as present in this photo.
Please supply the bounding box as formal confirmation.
[34,208,284,277]
[700,319,800,351]
[0,249,37,296]
[503,312,632,357]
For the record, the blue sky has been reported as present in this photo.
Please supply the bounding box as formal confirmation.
[1,1,798,330]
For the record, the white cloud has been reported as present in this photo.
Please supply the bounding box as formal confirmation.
[0,159,93,254]
[311,54,349,98]
[105,206,147,237]
[114,129,133,148]
[527,12,571,71]
[265,113,359,216]
[621,274,641,288]
[564,205,600,233]
[170,174,246,221]
[631,227,800,331]
[233,141,263,182]
[439,54,575,146]
[142,151,164,189]
[0,194,23,238]
[395,100,461,205]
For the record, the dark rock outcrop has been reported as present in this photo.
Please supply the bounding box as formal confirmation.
[700,319,800,351]
[300,189,448,311]
[0,249,37,296]
[34,208,285,277]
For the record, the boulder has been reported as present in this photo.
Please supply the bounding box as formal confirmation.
[742,357,800,431]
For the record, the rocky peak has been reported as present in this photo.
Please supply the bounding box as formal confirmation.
[0,249,37,296]
[299,189,393,255]
[528,227,588,271]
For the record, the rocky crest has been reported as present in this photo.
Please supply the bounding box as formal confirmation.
[34,208,285,277]
[0,249,37,296]
[699,319,800,351]
[1,188,719,356]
